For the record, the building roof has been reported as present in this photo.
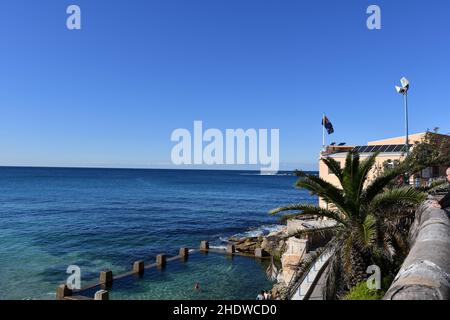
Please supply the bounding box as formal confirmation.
[321,132,449,158]
[336,144,411,154]
[322,144,412,157]
[368,132,427,146]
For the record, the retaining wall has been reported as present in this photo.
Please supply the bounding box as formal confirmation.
[384,199,450,300]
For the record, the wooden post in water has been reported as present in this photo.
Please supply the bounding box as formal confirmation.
[156,254,167,267]
[200,241,209,251]
[94,290,109,301]
[227,244,236,255]
[56,284,72,300]
[133,260,144,275]
[179,248,189,258]
[99,270,113,284]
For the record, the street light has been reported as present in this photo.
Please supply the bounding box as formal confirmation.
[395,77,410,154]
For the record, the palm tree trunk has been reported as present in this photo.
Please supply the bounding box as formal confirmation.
[344,246,369,289]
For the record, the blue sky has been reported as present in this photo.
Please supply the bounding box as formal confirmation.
[0,0,449,170]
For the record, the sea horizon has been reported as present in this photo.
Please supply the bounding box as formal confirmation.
[0,166,318,173]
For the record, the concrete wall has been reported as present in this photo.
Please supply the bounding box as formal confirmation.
[281,237,308,284]
[384,200,450,300]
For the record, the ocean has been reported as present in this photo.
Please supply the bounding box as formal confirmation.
[0,167,317,300]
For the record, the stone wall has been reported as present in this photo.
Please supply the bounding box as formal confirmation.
[384,199,450,300]
[281,238,309,284]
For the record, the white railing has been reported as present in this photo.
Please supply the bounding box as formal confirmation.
[291,249,332,300]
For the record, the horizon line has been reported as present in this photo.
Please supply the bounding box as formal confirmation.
[0,165,319,172]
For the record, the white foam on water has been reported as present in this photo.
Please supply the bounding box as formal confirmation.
[225,224,285,240]
[209,245,227,250]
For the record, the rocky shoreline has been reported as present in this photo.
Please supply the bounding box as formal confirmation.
[228,227,287,257]
[227,226,290,299]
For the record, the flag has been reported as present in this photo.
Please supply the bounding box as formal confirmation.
[322,116,334,134]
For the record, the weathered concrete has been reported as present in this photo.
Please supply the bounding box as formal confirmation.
[200,241,209,251]
[179,247,189,258]
[56,284,72,300]
[281,238,309,284]
[99,270,113,285]
[156,254,167,267]
[286,218,335,237]
[133,260,144,274]
[226,244,236,255]
[291,249,332,300]
[94,290,109,300]
[384,200,450,300]
[308,263,330,300]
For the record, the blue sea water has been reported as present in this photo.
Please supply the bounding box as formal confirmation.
[0,167,317,300]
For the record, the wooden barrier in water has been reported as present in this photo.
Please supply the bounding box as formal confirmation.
[57,241,270,300]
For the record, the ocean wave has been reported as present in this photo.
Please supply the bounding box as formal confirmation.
[209,245,227,250]
[221,224,285,242]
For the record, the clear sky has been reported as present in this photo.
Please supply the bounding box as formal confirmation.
[1,0,449,170]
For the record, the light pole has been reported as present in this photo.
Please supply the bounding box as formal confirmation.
[395,77,410,154]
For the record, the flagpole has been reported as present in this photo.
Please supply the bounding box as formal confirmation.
[322,113,325,151]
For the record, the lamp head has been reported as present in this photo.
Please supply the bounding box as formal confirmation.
[400,77,410,89]
[396,77,410,95]
[395,86,406,94]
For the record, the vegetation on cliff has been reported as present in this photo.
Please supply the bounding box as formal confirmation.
[270,150,426,299]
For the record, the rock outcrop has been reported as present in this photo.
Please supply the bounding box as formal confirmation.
[228,228,287,256]
[228,236,263,254]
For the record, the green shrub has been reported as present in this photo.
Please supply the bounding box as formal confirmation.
[344,281,385,300]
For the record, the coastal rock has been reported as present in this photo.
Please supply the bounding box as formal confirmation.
[260,231,287,258]
[228,228,288,255]
[228,236,263,254]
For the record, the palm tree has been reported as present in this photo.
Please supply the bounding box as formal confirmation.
[270,150,426,298]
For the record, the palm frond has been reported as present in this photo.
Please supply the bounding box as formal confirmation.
[360,214,376,247]
[321,157,344,183]
[356,152,379,199]
[362,163,408,205]
[341,151,360,197]
[369,187,426,213]
[296,176,349,217]
[266,256,279,281]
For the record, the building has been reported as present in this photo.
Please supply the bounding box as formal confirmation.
[318,132,449,208]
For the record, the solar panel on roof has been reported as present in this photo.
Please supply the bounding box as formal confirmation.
[385,145,396,152]
[366,146,376,153]
[351,144,414,154]
[371,145,382,152]
[360,146,368,152]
